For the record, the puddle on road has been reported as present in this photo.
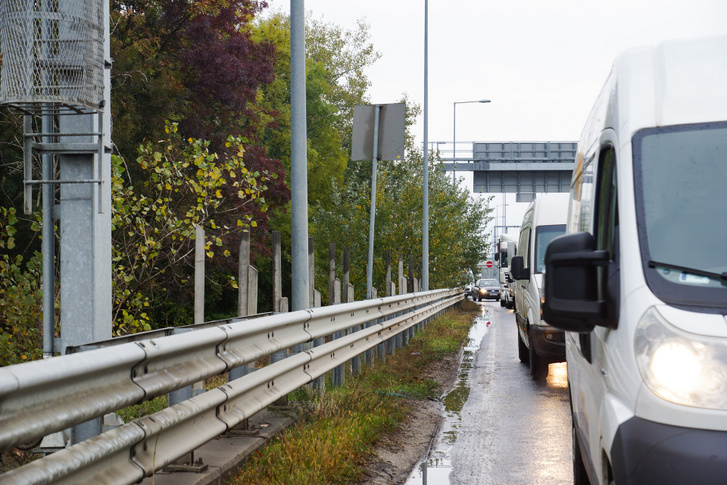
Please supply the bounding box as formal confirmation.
[405,306,491,485]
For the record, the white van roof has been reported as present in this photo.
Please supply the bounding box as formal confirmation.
[524,193,569,227]
[580,36,727,148]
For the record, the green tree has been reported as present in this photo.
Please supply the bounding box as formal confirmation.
[0,208,43,366]
[311,99,492,301]
[252,12,380,212]
[111,123,272,333]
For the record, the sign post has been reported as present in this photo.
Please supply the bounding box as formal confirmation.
[352,103,405,299]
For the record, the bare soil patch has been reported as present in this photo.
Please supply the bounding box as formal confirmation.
[357,348,463,484]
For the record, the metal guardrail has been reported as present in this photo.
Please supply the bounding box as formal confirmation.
[0,289,463,484]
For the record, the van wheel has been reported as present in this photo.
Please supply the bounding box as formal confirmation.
[518,330,529,364]
[573,419,590,485]
[528,328,548,379]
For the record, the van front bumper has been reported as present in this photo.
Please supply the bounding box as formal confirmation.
[611,416,727,485]
[530,325,565,360]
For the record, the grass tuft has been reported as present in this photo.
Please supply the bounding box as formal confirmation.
[229,299,478,485]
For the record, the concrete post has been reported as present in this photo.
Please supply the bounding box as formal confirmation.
[409,254,414,295]
[238,231,250,317]
[342,247,350,303]
[308,237,315,308]
[328,242,335,306]
[398,253,405,295]
[386,250,392,296]
[194,225,205,324]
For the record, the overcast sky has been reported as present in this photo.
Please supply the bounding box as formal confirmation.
[265,0,727,247]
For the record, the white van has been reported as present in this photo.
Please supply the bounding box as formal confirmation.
[509,193,569,379]
[495,233,517,308]
[542,36,727,484]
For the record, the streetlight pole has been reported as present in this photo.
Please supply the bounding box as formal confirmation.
[452,99,490,184]
[422,0,429,291]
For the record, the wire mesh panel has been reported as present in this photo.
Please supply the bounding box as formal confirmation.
[0,0,104,111]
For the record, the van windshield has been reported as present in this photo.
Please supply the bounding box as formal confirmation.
[633,122,727,309]
[535,225,566,273]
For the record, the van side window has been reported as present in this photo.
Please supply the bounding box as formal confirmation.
[575,155,596,233]
[518,228,531,269]
[595,145,619,327]
[595,147,618,260]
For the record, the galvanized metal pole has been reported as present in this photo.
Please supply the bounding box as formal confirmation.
[422,0,430,291]
[366,105,380,299]
[66,0,113,444]
[452,101,456,184]
[41,118,54,358]
[41,1,55,358]
[290,0,309,312]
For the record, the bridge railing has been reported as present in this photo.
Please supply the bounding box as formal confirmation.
[0,288,463,485]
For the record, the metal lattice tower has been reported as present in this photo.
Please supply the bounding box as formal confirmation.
[0,0,104,111]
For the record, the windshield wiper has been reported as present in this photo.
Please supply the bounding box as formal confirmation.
[647,260,727,282]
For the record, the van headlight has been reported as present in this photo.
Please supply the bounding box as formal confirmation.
[634,307,727,410]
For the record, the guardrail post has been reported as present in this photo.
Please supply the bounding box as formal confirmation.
[310,237,324,394]
[70,418,101,446]
[230,232,255,382]
[271,231,286,364]
[376,315,386,364]
[332,278,344,387]
[274,296,290,406]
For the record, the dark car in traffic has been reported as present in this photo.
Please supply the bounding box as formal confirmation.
[473,278,500,302]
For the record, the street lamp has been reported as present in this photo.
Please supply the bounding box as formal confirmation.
[453,99,490,183]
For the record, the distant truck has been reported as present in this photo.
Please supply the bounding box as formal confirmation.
[495,234,517,309]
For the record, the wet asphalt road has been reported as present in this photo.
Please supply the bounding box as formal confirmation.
[449,300,572,485]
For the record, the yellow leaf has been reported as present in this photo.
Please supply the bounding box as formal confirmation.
[251,221,257,228]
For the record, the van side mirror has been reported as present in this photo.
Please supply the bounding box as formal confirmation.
[542,232,609,332]
[510,255,529,281]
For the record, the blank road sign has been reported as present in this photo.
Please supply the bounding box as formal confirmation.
[351,103,406,161]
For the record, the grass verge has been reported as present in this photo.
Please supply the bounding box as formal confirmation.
[229,299,479,485]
